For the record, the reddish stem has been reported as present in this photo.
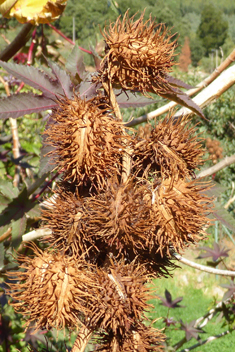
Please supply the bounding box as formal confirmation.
[15,81,24,93]
[47,23,92,54]
[15,28,37,94]
[27,27,37,65]
[32,172,60,202]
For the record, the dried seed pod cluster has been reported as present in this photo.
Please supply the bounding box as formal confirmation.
[7,11,212,352]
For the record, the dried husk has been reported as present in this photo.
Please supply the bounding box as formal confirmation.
[7,244,97,332]
[45,94,130,188]
[83,178,152,255]
[86,260,153,336]
[96,11,177,97]
[133,115,204,180]
[95,322,165,352]
[148,177,212,256]
[41,187,95,258]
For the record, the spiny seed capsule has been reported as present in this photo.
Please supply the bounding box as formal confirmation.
[7,245,96,332]
[45,94,130,188]
[96,11,177,97]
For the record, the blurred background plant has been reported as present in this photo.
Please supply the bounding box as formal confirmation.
[0,1,235,351]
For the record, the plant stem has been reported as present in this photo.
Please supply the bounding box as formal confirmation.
[102,80,132,183]
[173,253,235,277]
[0,23,34,62]
[197,154,235,179]
[0,227,12,243]
[71,327,92,352]
[47,23,92,54]
[179,328,235,352]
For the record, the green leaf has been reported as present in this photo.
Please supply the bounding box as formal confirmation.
[26,203,41,218]
[0,242,4,269]
[0,179,19,199]
[0,187,36,230]
[0,194,10,213]
[11,215,27,249]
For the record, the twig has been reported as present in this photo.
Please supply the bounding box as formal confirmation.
[22,228,52,242]
[0,34,10,45]
[0,23,34,62]
[0,227,12,243]
[173,253,235,277]
[126,49,235,127]
[179,328,235,352]
[224,193,235,210]
[195,297,233,328]
[174,337,187,350]
[32,171,60,202]
[71,326,92,352]
[197,154,235,179]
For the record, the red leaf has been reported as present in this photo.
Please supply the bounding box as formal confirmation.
[0,60,63,98]
[0,93,57,119]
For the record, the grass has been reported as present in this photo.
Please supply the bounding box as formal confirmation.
[146,245,234,352]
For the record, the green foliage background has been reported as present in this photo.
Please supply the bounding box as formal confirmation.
[56,0,235,67]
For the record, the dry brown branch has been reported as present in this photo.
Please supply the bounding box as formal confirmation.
[126,49,235,127]
[197,154,235,179]
[174,253,235,277]
[71,327,92,352]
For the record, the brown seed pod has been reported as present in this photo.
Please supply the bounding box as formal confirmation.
[41,188,94,258]
[83,178,152,255]
[96,11,176,97]
[148,177,212,256]
[86,260,153,336]
[45,94,129,188]
[95,322,165,352]
[7,244,96,332]
[133,116,204,180]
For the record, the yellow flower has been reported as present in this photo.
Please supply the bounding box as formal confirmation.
[0,0,67,24]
